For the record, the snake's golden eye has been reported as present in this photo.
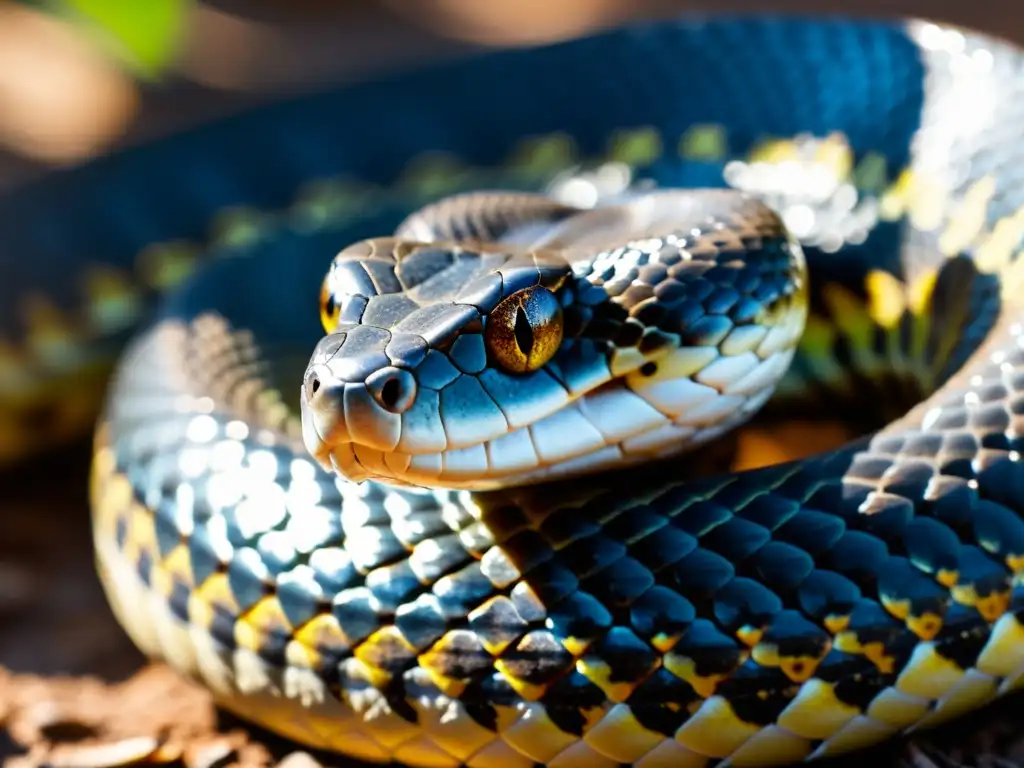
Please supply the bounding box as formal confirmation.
[484,286,564,373]
[320,281,341,332]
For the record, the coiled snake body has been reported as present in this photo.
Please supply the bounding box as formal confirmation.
[7,13,1024,768]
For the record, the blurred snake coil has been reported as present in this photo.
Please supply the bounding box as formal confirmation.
[5,12,1024,768]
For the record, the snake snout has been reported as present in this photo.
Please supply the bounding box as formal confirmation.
[300,327,424,478]
[300,363,349,466]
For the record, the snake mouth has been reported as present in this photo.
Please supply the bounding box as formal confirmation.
[299,375,414,485]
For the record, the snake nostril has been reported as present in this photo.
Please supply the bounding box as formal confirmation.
[380,377,401,410]
[367,367,417,414]
[304,369,325,402]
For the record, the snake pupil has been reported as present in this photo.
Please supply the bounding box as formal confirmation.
[641,362,657,376]
[310,377,320,394]
[514,305,534,356]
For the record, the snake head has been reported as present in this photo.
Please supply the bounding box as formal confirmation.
[301,236,580,487]
[301,190,807,490]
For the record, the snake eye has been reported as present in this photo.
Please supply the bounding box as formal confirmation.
[320,281,341,332]
[484,286,564,374]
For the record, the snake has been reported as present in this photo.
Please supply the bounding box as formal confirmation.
[5,11,1024,768]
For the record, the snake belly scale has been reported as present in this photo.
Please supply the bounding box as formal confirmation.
[6,12,1020,768]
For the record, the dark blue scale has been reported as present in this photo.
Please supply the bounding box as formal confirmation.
[970,499,1024,565]
[813,648,878,684]
[394,594,451,652]
[518,561,578,605]
[659,547,736,603]
[499,630,575,685]
[153,502,186,560]
[625,523,699,572]
[226,549,274,611]
[715,661,799,725]
[494,529,556,574]
[901,516,962,578]
[850,492,917,542]
[408,532,474,584]
[680,314,733,347]
[579,555,656,609]
[875,557,950,618]
[669,618,745,677]
[598,504,670,543]
[275,577,326,629]
[668,499,733,537]
[435,562,504,617]
[553,532,627,581]
[879,460,937,503]
[166,578,192,626]
[582,626,661,683]
[331,587,383,645]
[734,493,803,532]
[466,597,531,650]
[537,506,603,548]
[698,516,773,564]
[956,546,1013,600]
[626,668,703,736]
[933,606,995,669]
[923,477,980,532]
[746,541,815,592]
[773,507,848,557]
[629,585,697,643]
[827,663,895,711]
[187,519,232,587]
[540,677,603,736]
[134,548,154,589]
[306,547,359,594]
[975,453,1024,512]
[420,630,493,680]
[711,577,784,637]
[545,592,613,643]
[843,599,904,648]
[757,609,832,660]
[821,531,891,590]
[253,531,302,576]
[343,526,409,574]
[796,570,862,626]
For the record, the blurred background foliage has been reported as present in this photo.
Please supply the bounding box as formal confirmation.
[35,0,191,79]
[0,0,1018,187]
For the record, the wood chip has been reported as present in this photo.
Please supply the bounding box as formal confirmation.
[46,736,159,768]
[276,753,322,768]
[183,736,238,768]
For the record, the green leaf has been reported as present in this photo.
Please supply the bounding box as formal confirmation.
[51,0,190,78]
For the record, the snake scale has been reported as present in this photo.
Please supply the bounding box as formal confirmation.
[5,12,1024,768]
